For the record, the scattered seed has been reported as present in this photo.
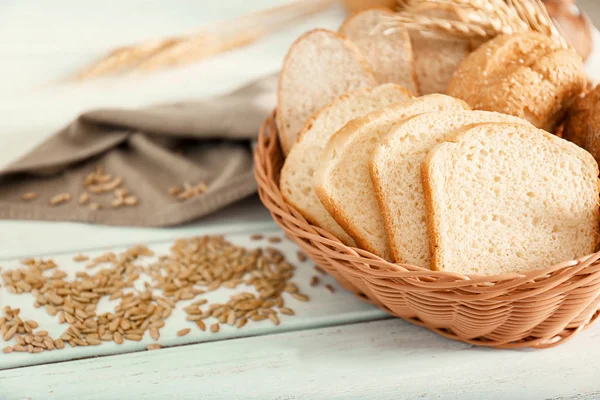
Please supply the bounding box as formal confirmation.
[0,235,305,354]
[250,234,264,241]
[146,344,161,350]
[13,344,26,352]
[267,236,282,243]
[22,192,38,201]
[124,334,142,342]
[177,328,190,337]
[25,320,39,329]
[88,202,101,211]
[3,324,18,341]
[325,284,335,293]
[2,346,13,353]
[196,320,206,331]
[49,193,72,206]
[310,276,320,287]
[78,192,90,205]
[73,254,89,262]
[113,332,124,344]
[150,327,160,340]
[296,251,307,262]
[168,186,182,196]
[279,308,295,316]
[292,293,309,302]
[123,196,138,206]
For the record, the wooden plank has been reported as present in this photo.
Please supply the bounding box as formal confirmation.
[0,227,387,370]
[2,319,600,400]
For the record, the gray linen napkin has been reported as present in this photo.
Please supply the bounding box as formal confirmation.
[0,74,277,226]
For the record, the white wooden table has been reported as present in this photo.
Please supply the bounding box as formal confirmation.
[1,1,600,399]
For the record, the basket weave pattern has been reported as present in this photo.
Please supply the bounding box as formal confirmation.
[254,112,600,348]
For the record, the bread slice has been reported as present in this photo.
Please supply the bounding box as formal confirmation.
[422,123,600,276]
[371,110,531,268]
[339,8,419,95]
[409,5,470,94]
[315,95,469,259]
[280,84,412,245]
[277,29,377,155]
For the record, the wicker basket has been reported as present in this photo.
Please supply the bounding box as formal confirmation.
[254,112,600,349]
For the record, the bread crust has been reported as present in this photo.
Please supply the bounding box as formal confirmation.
[315,95,470,259]
[276,29,377,155]
[563,85,600,163]
[422,122,600,273]
[447,32,585,132]
[314,111,389,255]
[280,84,411,246]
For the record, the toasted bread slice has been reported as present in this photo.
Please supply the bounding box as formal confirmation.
[315,95,469,259]
[371,110,530,268]
[280,84,412,245]
[422,123,600,275]
[277,29,377,155]
[339,8,419,94]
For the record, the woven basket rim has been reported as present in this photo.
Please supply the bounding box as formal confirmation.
[254,110,600,287]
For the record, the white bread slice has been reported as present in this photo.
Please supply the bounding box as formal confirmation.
[314,95,469,259]
[339,8,419,95]
[371,110,531,268]
[409,5,470,94]
[277,29,377,155]
[422,123,600,276]
[280,84,412,245]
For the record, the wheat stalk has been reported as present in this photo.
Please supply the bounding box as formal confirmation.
[386,0,566,46]
[73,0,336,81]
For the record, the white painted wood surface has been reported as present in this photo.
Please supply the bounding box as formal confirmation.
[0,225,386,370]
[2,319,600,400]
[2,1,600,399]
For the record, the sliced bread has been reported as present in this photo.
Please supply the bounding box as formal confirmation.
[422,123,600,275]
[409,5,470,94]
[371,110,530,268]
[280,84,412,245]
[277,29,377,155]
[339,8,419,95]
[314,95,469,259]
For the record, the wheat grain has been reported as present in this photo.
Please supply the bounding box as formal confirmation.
[49,193,72,206]
[146,343,161,350]
[22,192,38,201]
[177,328,191,337]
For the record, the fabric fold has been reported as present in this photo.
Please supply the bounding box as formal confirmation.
[0,74,277,227]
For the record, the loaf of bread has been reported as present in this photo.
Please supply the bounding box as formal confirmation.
[277,29,376,155]
[563,85,600,163]
[280,84,412,245]
[371,110,530,268]
[315,95,469,260]
[422,123,600,275]
[339,8,419,95]
[447,32,586,132]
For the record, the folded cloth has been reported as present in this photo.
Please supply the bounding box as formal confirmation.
[0,74,277,226]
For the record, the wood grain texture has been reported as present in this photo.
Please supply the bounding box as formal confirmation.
[2,319,600,399]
